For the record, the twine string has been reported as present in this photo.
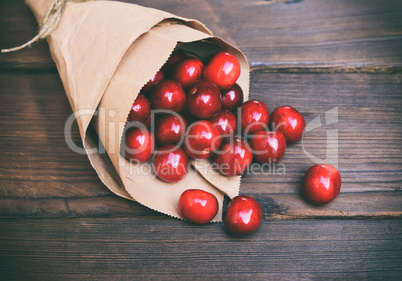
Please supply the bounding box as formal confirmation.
[1,0,87,53]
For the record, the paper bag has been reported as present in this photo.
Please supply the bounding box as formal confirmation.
[26,0,250,221]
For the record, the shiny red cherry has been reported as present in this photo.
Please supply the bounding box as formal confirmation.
[269,106,305,144]
[149,80,186,112]
[221,83,244,111]
[184,120,221,159]
[142,70,164,93]
[154,145,189,183]
[249,130,286,163]
[203,52,241,90]
[303,164,341,205]
[123,127,154,162]
[214,137,252,177]
[178,189,219,224]
[209,110,237,136]
[128,93,151,123]
[187,80,222,120]
[155,114,187,146]
[224,195,262,235]
[161,50,187,73]
[239,99,269,135]
[170,57,204,89]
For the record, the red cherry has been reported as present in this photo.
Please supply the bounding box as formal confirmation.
[249,130,286,163]
[142,70,164,93]
[224,195,262,235]
[187,80,222,119]
[239,99,269,135]
[203,52,241,90]
[303,164,341,205]
[269,106,305,143]
[128,94,151,123]
[184,120,221,159]
[214,137,252,177]
[123,127,154,162]
[221,83,244,111]
[149,80,186,112]
[155,114,187,146]
[170,57,204,89]
[209,110,237,136]
[154,145,189,183]
[178,189,219,224]
[162,50,187,73]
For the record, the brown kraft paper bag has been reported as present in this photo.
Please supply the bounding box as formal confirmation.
[26,0,250,221]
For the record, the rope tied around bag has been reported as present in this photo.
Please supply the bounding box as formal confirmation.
[1,0,89,53]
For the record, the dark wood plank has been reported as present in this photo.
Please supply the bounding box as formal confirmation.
[1,0,401,279]
[0,71,401,218]
[243,71,402,194]
[209,0,402,70]
[1,0,402,70]
[0,72,111,198]
[0,192,400,219]
[0,196,159,219]
[0,0,54,71]
[0,218,401,280]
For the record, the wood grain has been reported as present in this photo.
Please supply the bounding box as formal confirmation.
[0,192,400,220]
[0,218,401,280]
[0,72,401,218]
[0,0,54,71]
[1,0,402,71]
[1,0,402,279]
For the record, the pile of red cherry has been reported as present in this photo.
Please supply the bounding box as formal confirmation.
[122,50,341,235]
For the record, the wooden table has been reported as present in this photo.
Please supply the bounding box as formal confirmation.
[1,0,401,279]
